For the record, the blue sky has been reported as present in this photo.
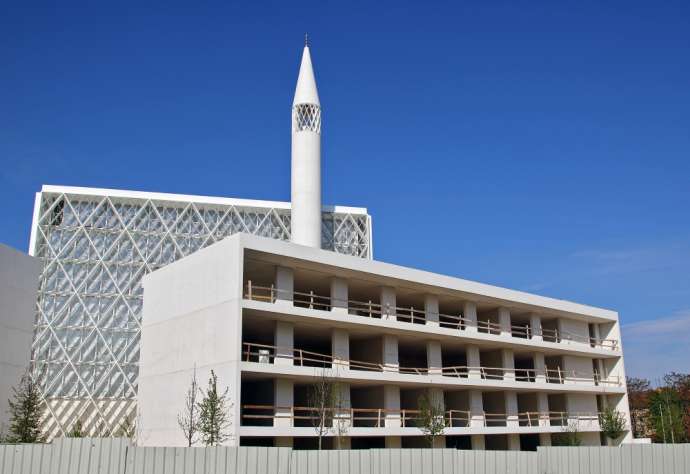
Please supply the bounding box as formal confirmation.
[1,1,689,380]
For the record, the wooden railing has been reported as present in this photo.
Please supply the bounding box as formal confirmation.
[241,342,622,386]
[243,282,619,350]
[240,404,599,428]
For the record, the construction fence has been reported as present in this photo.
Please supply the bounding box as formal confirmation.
[1,438,689,474]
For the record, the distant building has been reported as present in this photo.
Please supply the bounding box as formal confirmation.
[0,244,40,435]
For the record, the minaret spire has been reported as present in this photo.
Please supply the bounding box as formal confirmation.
[291,41,322,248]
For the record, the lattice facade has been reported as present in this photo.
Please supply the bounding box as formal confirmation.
[29,188,371,438]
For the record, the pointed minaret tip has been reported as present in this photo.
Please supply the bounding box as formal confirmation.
[293,40,320,106]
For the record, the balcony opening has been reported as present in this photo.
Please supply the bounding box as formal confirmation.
[442,345,468,378]
[349,334,383,372]
[294,383,316,428]
[395,292,426,325]
[477,309,501,335]
[520,433,540,451]
[438,299,464,330]
[517,393,539,426]
[293,268,331,311]
[350,385,385,427]
[294,437,333,450]
[241,376,274,426]
[545,356,565,384]
[482,392,507,427]
[243,258,276,302]
[485,434,508,450]
[240,437,275,447]
[400,388,427,427]
[351,437,385,449]
[514,353,536,382]
[398,341,427,375]
[541,318,560,342]
[347,281,382,319]
[444,390,470,427]
[547,394,567,426]
[294,327,331,368]
[510,313,531,339]
[479,349,504,380]
[446,435,472,449]
[401,437,428,448]
[242,317,276,363]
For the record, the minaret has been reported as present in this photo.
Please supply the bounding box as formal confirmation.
[291,37,322,248]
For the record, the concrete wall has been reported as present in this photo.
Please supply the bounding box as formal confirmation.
[0,244,40,435]
[138,236,244,446]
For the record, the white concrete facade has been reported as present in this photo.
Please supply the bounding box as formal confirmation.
[0,244,40,435]
[138,233,632,449]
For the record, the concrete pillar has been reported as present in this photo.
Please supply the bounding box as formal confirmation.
[425,295,439,327]
[505,391,519,428]
[539,433,551,446]
[592,322,601,346]
[332,328,350,369]
[595,359,606,385]
[274,266,294,305]
[274,321,294,366]
[498,307,511,336]
[426,340,442,375]
[530,313,542,342]
[385,436,401,448]
[533,352,546,383]
[507,434,520,451]
[471,435,485,450]
[466,345,481,379]
[334,437,351,449]
[382,335,399,371]
[463,301,478,333]
[275,437,293,447]
[537,392,549,427]
[502,348,515,381]
[469,390,484,428]
[333,382,351,433]
[274,378,294,427]
[384,385,401,428]
[380,286,396,320]
[433,436,445,449]
[330,277,348,314]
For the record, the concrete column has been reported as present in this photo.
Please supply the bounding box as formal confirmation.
[533,352,547,383]
[539,433,551,446]
[466,345,482,379]
[330,277,348,314]
[274,321,294,366]
[507,434,520,451]
[505,391,519,428]
[592,322,601,346]
[274,266,294,305]
[384,385,401,428]
[334,437,351,449]
[471,435,485,450]
[275,437,293,447]
[426,340,442,375]
[537,392,549,427]
[595,359,606,385]
[274,378,294,427]
[333,382,351,432]
[469,390,484,428]
[332,328,350,369]
[530,313,542,342]
[502,348,515,381]
[382,335,399,371]
[463,301,478,333]
[498,307,511,336]
[385,436,401,448]
[380,286,396,320]
[424,295,439,327]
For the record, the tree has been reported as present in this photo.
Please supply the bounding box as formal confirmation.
[197,370,232,446]
[648,387,687,443]
[177,368,200,446]
[308,369,337,450]
[67,419,85,438]
[416,391,446,448]
[599,407,626,444]
[627,377,651,438]
[6,369,44,443]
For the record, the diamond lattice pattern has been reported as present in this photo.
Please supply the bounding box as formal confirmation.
[31,192,370,438]
[293,103,321,133]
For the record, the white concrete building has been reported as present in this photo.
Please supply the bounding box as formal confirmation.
[137,43,632,450]
[0,244,41,435]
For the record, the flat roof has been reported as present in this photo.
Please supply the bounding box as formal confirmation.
[237,233,618,322]
[39,185,369,215]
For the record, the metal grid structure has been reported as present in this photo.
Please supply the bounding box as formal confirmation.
[29,186,371,438]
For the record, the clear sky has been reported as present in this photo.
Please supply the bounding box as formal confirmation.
[1,1,689,381]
